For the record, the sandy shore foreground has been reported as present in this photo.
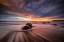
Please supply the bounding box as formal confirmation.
[0,29,61,42]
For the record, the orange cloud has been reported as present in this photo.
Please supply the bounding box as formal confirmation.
[0,0,64,21]
[5,11,64,21]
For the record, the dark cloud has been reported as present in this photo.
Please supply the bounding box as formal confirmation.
[0,0,64,18]
[0,3,6,14]
[0,3,16,14]
[26,0,64,18]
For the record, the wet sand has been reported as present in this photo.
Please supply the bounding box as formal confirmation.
[0,28,63,42]
[0,24,64,42]
[0,30,51,42]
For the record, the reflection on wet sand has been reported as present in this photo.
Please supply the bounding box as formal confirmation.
[0,30,51,42]
[0,21,64,42]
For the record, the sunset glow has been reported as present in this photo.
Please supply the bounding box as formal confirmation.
[15,17,52,21]
[0,0,64,21]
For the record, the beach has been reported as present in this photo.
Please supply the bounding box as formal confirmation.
[0,21,64,42]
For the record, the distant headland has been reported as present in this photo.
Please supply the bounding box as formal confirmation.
[53,20,64,21]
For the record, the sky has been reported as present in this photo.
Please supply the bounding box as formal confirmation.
[0,0,64,21]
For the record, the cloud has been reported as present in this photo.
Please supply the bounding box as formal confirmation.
[0,0,64,21]
[27,0,64,18]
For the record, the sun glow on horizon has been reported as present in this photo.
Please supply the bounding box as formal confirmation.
[3,10,64,21]
[16,17,32,21]
[16,17,52,21]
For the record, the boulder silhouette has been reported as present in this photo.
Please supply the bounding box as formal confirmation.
[22,23,33,30]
